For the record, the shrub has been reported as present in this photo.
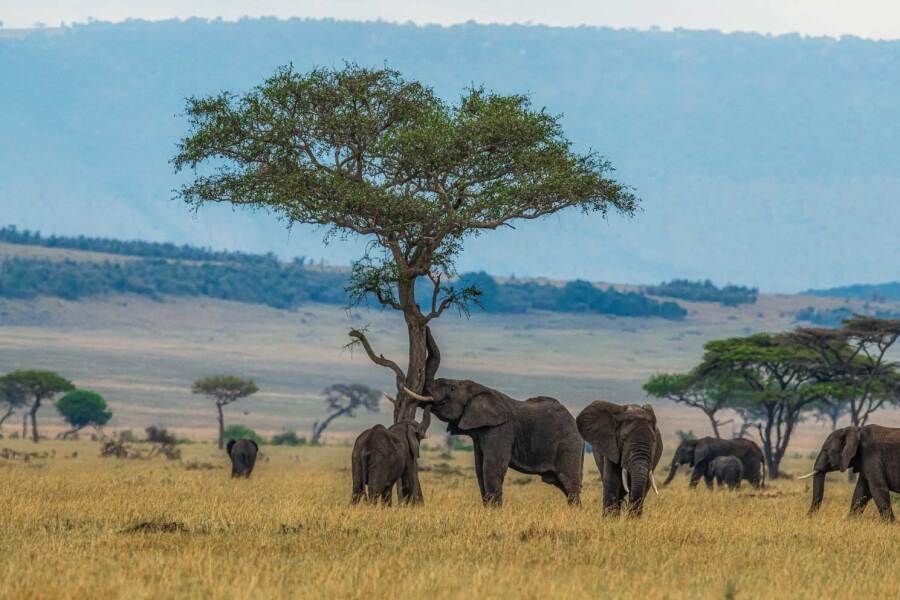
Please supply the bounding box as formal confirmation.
[145,426,176,445]
[223,424,263,445]
[271,430,307,446]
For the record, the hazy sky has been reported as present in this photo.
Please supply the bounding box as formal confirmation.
[2,0,900,40]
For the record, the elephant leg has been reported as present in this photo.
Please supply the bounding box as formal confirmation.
[860,474,893,521]
[474,445,486,498]
[480,447,510,507]
[848,476,871,516]
[689,464,705,488]
[601,457,625,515]
[556,471,582,506]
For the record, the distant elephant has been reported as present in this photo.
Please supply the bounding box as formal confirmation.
[577,401,663,516]
[403,327,583,506]
[801,425,900,521]
[707,456,743,490]
[350,406,430,505]
[663,437,764,488]
[226,438,258,478]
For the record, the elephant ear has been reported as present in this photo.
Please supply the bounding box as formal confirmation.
[405,424,420,460]
[693,440,711,466]
[226,439,236,455]
[248,440,258,452]
[576,401,623,464]
[839,427,861,472]
[458,389,509,430]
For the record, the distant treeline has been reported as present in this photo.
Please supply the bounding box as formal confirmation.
[0,226,280,265]
[795,306,900,328]
[0,229,687,320]
[805,282,900,303]
[644,279,758,306]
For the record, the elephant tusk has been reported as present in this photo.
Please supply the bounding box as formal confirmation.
[650,472,660,496]
[621,467,630,493]
[796,471,818,480]
[402,387,434,403]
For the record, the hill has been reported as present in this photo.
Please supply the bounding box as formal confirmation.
[2,19,899,291]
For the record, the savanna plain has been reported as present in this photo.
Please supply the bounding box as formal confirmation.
[2,439,899,599]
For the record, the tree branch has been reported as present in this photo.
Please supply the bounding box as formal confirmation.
[347,329,406,387]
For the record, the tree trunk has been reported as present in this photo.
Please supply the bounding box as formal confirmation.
[0,407,14,429]
[398,279,428,423]
[29,397,41,443]
[311,409,349,445]
[706,411,721,438]
[22,412,28,438]
[216,402,225,449]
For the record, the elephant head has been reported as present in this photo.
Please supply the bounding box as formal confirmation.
[662,438,699,485]
[799,426,861,514]
[577,401,661,510]
[404,327,510,432]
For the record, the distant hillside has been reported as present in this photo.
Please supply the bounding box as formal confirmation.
[805,282,900,302]
[2,19,899,291]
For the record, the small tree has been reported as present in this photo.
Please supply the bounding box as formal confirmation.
[311,383,381,445]
[55,389,112,438]
[174,64,637,423]
[0,376,26,430]
[192,375,259,448]
[643,371,748,438]
[4,370,74,442]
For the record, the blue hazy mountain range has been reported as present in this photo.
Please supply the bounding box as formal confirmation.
[2,18,898,292]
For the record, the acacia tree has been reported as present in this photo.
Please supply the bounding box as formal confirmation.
[643,371,748,438]
[311,383,381,444]
[192,375,259,448]
[55,389,112,438]
[698,334,827,478]
[0,376,26,430]
[174,65,637,421]
[4,370,74,442]
[788,316,900,427]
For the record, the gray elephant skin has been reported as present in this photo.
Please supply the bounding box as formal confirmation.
[351,418,428,505]
[406,327,583,506]
[663,437,764,488]
[227,438,258,478]
[707,456,743,490]
[577,401,663,516]
[802,425,900,521]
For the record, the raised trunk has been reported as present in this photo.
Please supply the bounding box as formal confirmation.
[662,455,679,486]
[216,402,225,449]
[809,471,826,514]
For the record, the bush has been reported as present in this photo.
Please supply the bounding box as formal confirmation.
[645,279,758,306]
[223,424,264,445]
[271,430,307,446]
[55,389,112,432]
[117,429,136,442]
[145,425,176,445]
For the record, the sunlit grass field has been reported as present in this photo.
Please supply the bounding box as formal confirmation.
[2,439,898,599]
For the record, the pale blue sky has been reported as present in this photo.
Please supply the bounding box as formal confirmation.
[1,0,899,40]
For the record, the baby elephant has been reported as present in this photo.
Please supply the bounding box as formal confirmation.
[351,411,429,505]
[227,438,258,478]
[708,456,743,490]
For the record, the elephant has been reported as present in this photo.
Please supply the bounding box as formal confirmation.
[663,437,764,488]
[707,455,743,490]
[403,327,583,506]
[800,424,900,521]
[226,438,258,478]
[350,405,430,505]
[577,401,663,516]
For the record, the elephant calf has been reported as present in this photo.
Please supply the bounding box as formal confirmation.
[351,408,430,505]
[227,438,258,478]
[708,456,743,490]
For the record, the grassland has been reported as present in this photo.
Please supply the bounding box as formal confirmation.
[2,438,898,599]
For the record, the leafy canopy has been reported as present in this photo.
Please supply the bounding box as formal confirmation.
[174,64,637,316]
[55,389,112,430]
[5,370,74,400]
[0,375,27,409]
[192,375,259,406]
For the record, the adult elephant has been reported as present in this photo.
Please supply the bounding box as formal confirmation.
[663,437,764,488]
[403,328,583,506]
[577,401,663,516]
[800,425,900,521]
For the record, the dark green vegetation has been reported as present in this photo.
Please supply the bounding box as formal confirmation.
[55,389,112,437]
[3,370,75,442]
[805,283,900,302]
[645,316,900,478]
[0,227,685,319]
[222,424,264,446]
[4,19,900,291]
[645,279,757,306]
[192,375,259,449]
[795,306,900,327]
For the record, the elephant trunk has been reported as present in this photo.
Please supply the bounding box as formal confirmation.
[808,471,826,514]
[626,462,650,514]
[662,455,679,486]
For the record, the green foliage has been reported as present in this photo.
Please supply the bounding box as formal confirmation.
[192,376,259,406]
[4,370,74,400]
[806,282,900,302]
[270,430,307,446]
[223,424,263,445]
[55,389,112,430]
[675,430,696,442]
[795,305,900,328]
[645,279,757,306]
[0,376,27,410]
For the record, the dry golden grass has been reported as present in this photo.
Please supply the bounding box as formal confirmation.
[2,439,898,599]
